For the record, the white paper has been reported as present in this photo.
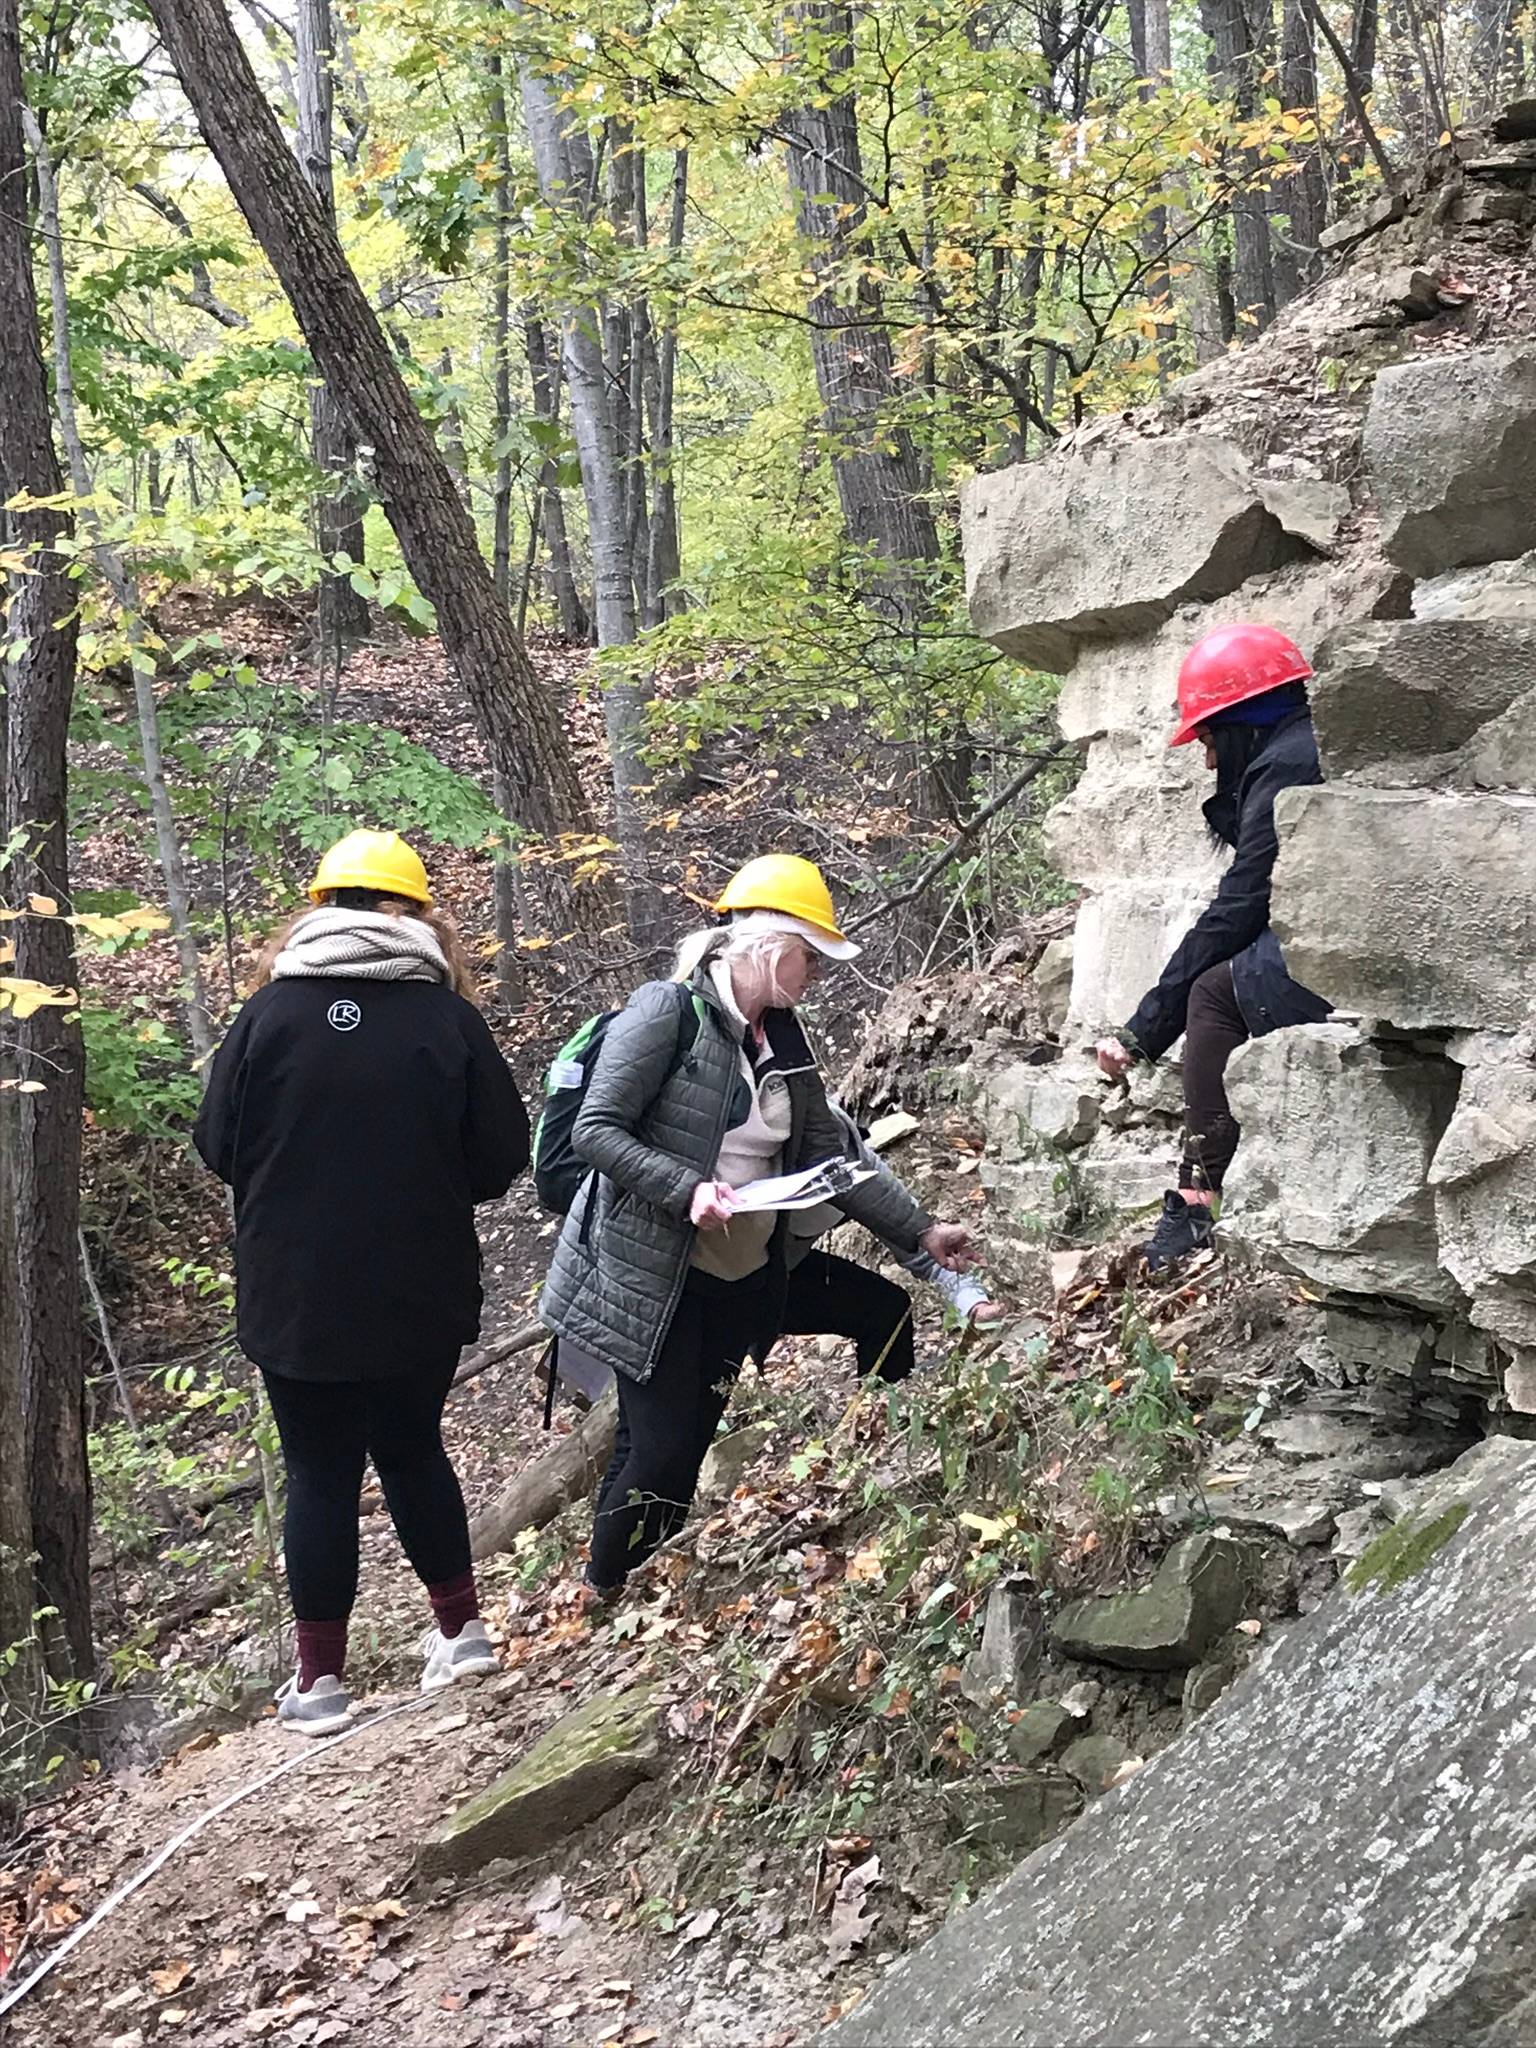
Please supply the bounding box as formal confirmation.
[727,1156,878,1214]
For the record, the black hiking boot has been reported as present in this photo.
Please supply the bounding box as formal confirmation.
[1141,1191,1216,1273]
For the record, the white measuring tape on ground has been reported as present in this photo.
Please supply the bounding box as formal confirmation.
[0,1690,440,2018]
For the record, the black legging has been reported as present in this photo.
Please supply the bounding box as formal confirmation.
[261,1356,471,1621]
[778,1249,914,1383]
[590,1273,769,1590]
[1180,961,1250,1196]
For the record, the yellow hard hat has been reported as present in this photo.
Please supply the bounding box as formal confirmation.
[308,829,433,906]
[711,854,857,956]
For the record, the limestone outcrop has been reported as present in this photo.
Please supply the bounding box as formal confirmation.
[955,118,1536,1414]
[829,1441,1536,2047]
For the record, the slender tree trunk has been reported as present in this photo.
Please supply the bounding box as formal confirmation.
[294,0,368,652]
[0,2,91,1689]
[489,40,514,605]
[1128,0,1175,371]
[645,150,687,622]
[1274,0,1326,305]
[516,36,659,942]
[524,312,591,642]
[26,109,216,1073]
[1200,0,1277,335]
[783,0,939,623]
[143,0,614,931]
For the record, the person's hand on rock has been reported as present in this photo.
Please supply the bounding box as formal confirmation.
[1096,1035,1134,1082]
[921,1221,975,1271]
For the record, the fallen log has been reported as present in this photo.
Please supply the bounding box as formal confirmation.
[452,1318,547,1388]
[469,1383,618,1560]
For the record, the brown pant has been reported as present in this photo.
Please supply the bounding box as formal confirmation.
[1180,962,1250,1195]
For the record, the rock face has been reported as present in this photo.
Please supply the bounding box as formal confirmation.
[1225,1026,1461,1305]
[1050,1535,1245,1672]
[828,1442,1536,2048]
[415,1688,660,1880]
[961,434,1315,672]
[956,186,1536,1398]
[1272,787,1536,1032]
[1365,342,1536,575]
[1307,619,1536,781]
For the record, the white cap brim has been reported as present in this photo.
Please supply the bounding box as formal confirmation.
[730,908,861,961]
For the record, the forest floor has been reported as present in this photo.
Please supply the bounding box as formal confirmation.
[4,1207,1317,2048]
[2,619,1338,2044]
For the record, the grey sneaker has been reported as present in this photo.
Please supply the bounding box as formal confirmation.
[420,1619,499,1692]
[276,1672,354,1737]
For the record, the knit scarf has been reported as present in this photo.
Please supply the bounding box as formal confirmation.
[269,907,449,985]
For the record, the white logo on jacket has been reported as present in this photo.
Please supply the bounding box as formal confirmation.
[327,999,362,1032]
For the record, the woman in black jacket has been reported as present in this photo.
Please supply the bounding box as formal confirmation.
[195,829,529,1734]
[1096,625,1330,1272]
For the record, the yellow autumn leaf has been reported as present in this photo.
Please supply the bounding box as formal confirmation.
[958,1512,1008,1545]
[27,894,59,915]
[0,976,79,1019]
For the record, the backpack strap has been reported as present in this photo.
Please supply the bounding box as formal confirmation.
[539,1336,559,1431]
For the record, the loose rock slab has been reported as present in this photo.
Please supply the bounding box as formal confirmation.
[415,1686,661,1880]
[962,434,1306,671]
[829,1443,1536,2047]
[1050,1534,1244,1672]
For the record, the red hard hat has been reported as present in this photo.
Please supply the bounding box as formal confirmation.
[1169,623,1313,747]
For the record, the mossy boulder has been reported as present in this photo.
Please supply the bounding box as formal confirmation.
[1050,1534,1245,1672]
[416,1686,661,1880]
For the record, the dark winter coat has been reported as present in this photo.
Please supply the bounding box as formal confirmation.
[1124,709,1331,1062]
[194,978,529,1380]
[539,972,933,1383]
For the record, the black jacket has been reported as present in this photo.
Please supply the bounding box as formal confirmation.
[194,978,529,1380]
[1124,710,1329,1062]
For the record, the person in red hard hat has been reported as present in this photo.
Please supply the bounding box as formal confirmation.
[1095,624,1331,1271]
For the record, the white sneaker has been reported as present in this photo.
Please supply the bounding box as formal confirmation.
[419,1618,499,1692]
[276,1671,354,1737]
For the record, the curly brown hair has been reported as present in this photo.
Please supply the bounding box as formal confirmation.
[251,893,481,1003]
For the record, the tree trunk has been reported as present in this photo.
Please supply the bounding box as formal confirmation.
[782,0,939,624]
[645,151,687,622]
[0,0,92,1687]
[489,40,514,606]
[143,0,613,932]
[1273,0,1326,305]
[294,0,369,653]
[1128,0,1174,368]
[26,107,217,1074]
[1200,0,1277,336]
[516,36,660,943]
[524,312,591,641]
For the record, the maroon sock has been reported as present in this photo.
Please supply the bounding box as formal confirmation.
[295,1618,348,1690]
[428,1571,479,1641]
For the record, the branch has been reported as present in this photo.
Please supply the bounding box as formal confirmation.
[131,181,247,327]
[845,738,1077,934]
[1298,0,1395,185]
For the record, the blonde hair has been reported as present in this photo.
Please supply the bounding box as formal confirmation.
[673,923,802,1009]
[251,894,481,1004]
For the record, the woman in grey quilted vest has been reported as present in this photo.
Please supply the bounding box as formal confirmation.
[540,855,975,1599]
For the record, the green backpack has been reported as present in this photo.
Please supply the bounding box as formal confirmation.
[532,985,703,1215]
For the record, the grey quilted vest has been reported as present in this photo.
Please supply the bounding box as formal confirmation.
[539,970,932,1382]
